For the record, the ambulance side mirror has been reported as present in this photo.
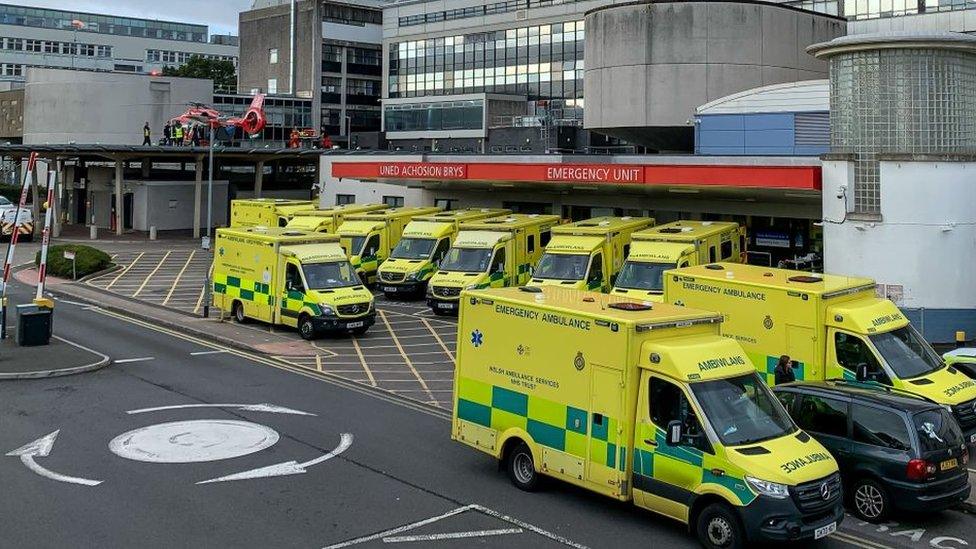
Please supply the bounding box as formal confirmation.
[855,363,869,382]
[285,280,294,292]
[666,421,682,446]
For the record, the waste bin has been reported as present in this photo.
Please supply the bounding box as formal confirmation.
[17,303,52,346]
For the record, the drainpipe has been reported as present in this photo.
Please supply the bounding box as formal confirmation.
[289,0,296,94]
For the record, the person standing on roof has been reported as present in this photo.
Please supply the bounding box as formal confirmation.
[163,122,171,146]
[142,121,152,146]
[173,122,184,146]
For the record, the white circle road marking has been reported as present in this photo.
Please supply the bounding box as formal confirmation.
[108,420,279,463]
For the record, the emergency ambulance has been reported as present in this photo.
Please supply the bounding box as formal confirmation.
[454,286,844,548]
[426,214,559,314]
[336,206,442,284]
[663,263,976,443]
[526,216,653,292]
[613,221,745,301]
[376,208,510,298]
[212,227,375,339]
[230,198,316,228]
[285,203,387,233]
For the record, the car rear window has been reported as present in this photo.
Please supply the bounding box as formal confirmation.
[853,404,911,452]
[914,409,964,452]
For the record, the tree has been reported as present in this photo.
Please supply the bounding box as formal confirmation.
[162,56,237,91]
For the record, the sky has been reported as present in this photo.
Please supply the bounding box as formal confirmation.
[13,0,254,36]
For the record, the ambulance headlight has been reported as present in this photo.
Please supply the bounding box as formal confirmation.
[465,284,479,290]
[745,476,790,499]
[319,304,335,316]
[404,272,418,282]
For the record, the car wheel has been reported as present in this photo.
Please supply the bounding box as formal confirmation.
[232,301,247,323]
[297,314,316,340]
[851,478,890,522]
[696,503,744,549]
[506,441,539,492]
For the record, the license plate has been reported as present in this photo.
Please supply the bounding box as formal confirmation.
[814,522,836,540]
[346,321,364,329]
[382,286,397,293]
[941,458,958,471]
[436,302,456,309]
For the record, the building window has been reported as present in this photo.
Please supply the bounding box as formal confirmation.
[267,78,277,94]
[434,199,457,211]
[384,100,484,132]
[383,196,404,208]
[269,48,278,64]
[336,194,355,205]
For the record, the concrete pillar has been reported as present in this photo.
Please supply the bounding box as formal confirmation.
[114,160,123,236]
[141,158,151,179]
[254,161,265,198]
[54,160,65,237]
[193,156,203,239]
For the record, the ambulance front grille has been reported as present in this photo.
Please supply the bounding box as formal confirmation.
[951,398,976,431]
[337,302,370,316]
[380,271,405,283]
[791,472,841,513]
[433,286,461,298]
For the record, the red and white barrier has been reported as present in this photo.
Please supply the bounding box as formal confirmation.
[35,169,58,299]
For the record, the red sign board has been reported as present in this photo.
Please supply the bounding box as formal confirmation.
[331,161,821,191]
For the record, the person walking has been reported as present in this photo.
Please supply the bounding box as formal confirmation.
[163,122,171,146]
[142,121,152,146]
[774,355,796,385]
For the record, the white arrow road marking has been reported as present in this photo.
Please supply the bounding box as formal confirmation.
[197,433,353,484]
[126,403,316,416]
[383,528,523,543]
[6,430,102,486]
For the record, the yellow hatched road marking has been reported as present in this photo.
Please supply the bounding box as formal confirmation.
[163,249,196,306]
[379,309,434,403]
[193,283,206,314]
[105,252,145,290]
[132,250,172,297]
[315,354,323,372]
[351,335,377,387]
[422,318,455,363]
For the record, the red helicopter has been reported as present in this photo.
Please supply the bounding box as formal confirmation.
[169,93,267,137]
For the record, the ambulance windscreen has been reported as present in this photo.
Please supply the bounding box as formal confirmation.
[302,261,359,289]
[614,261,673,292]
[440,247,492,273]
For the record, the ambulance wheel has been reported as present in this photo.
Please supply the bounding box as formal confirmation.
[297,314,317,340]
[851,478,890,523]
[696,503,743,549]
[505,441,539,492]
[232,301,248,323]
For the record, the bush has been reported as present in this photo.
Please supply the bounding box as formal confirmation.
[35,245,112,280]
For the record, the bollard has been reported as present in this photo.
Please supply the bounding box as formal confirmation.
[149,226,157,241]
[90,225,97,240]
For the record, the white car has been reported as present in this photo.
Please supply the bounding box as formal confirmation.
[0,196,34,240]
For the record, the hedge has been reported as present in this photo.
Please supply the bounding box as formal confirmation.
[35,245,112,280]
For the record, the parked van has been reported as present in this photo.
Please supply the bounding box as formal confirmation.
[454,286,844,548]
[526,216,653,292]
[230,198,316,228]
[664,263,976,443]
[336,206,442,284]
[212,227,374,339]
[613,221,745,301]
[285,203,387,233]
[376,208,510,298]
[426,214,558,314]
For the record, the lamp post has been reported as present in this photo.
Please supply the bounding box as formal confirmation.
[202,123,215,318]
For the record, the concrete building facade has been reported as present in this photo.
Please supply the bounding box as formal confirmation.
[0,3,238,84]
[238,0,385,142]
[583,1,844,150]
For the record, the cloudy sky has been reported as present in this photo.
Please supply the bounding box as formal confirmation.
[15,0,254,35]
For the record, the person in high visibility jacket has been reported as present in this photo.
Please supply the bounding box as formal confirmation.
[142,122,151,146]
[173,123,184,146]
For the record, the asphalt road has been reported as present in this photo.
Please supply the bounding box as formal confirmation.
[2,276,975,548]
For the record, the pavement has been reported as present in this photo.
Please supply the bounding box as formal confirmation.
[2,237,976,548]
[0,332,110,380]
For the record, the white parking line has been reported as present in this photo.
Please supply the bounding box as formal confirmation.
[383,528,523,543]
[190,350,229,356]
[114,357,155,364]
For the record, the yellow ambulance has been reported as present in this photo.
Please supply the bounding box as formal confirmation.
[613,221,745,301]
[664,263,976,443]
[376,208,510,298]
[336,206,442,285]
[454,286,843,548]
[426,214,559,314]
[285,203,387,233]
[526,216,653,293]
[212,227,374,339]
[230,198,316,228]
